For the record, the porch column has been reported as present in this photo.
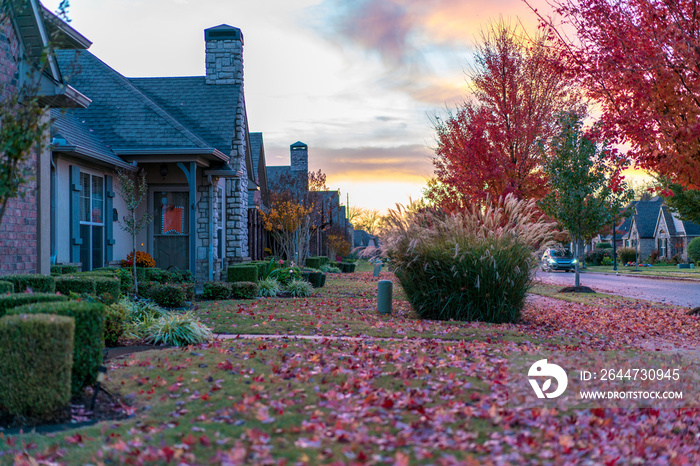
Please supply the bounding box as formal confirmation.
[177,162,197,279]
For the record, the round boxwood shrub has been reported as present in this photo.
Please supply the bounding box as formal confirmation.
[0,293,69,319]
[0,313,74,421]
[688,237,700,264]
[595,242,612,249]
[618,247,638,264]
[1,273,55,293]
[152,284,186,308]
[202,281,231,300]
[0,280,14,294]
[231,281,259,299]
[9,301,105,396]
[145,268,171,284]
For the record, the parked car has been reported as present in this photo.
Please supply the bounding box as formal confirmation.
[541,248,577,272]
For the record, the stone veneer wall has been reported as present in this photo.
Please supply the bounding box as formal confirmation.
[205,36,243,86]
[0,17,39,274]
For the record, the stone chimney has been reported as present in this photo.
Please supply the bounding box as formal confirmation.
[204,24,243,85]
[290,141,308,172]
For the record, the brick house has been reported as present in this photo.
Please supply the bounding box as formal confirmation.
[49,22,263,281]
[622,196,664,260]
[0,0,90,275]
[653,205,700,262]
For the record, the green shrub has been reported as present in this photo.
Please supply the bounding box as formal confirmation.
[308,272,325,288]
[688,237,700,264]
[55,276,96,296]
[104,303,127,346]
[320,264,341,274]
[285,279,314,297]
[202,281,231,300]
[1,273,55,293]
[145,268,171,284]
[137,281,160,299]
[231,281,258,299]
[320,273,327,287]
[93,276,121,304]
[340,262,356,273]
[168,269,194,284]
[227,265,259,283]
[258,277,280,297]
[585,248,613,266]
[0,280,14,294]
[94,267,134,294]
[383,195,556,324]
[269,266,301,285]
[0,313,74,421]
[601,256,613,266]
[595,242,612,249]
[0,293,68,318]
[618,247,638,264]
[9,301,105,395]
[152,284,187,308]
[144,311,212,346]
[305,257,323,269]
[181,282,195,301]
[51,264,79,275]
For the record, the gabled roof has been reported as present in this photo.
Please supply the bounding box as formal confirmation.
[130,77,240,156]
[632,197,663,238]
[657,205,678,236]
[55,49,227,162]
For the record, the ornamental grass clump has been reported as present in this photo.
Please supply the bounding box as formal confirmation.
[258,277,281,297]
[144,311,213,346]
[285,279,314,298]
[382,194,556,323]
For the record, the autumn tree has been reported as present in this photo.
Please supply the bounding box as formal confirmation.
[539,113,633,287]
[527,0,700,189]
[430,20,579,209]
[657,177,700,225]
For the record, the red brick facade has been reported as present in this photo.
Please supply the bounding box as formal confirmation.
[0,16,39,274]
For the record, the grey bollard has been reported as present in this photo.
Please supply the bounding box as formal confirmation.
[377,279,392,315]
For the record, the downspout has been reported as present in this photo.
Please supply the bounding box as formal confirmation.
[207,174,214,282]
[50,155,57,265]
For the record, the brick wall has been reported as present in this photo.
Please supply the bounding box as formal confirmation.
[0,17,39,274]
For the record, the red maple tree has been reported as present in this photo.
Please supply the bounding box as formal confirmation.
[526,0,700,189]
[429,21,579,209]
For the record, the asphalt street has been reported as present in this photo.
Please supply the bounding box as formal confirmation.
[535,270,700,308]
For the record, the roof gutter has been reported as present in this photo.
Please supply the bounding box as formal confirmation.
[51,144,136,171]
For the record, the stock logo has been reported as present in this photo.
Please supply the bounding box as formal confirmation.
[528,359,568,399]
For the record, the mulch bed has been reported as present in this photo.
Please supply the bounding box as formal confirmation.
[559,285,596,293]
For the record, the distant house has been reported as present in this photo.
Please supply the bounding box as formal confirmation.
[0,0,91,275]
[353,230,379,249]
[622,196,664,260]
[49,22,259,280]
[247,132,269,260]
[653,205,700,262]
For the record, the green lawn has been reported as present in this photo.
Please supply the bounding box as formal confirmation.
[4,269,699,464]
[583,264,700,279]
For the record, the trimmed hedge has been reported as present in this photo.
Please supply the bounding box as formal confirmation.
[152,284,186,308]
[689,237,700,264]
[0,280,14,294]
[231,281,258,299]
[55,276,96,296]
[9,301,105,396]
[0,293,68,318]
[1,273,55,293]
[618,247,638,264]
[202,281,231,300]
[228,265,259,283]
[308,272,325,288]
[594,243,612,249]
[92,267,134,294]
[0,313,74,421]
[585,248,613,266]
[339,262,356,273]
[93,276,121,304]
[306,257,328,269]
[137,281,159,299]
[51,264,79,275]
[104,303,127,347]
[145,268,171,284]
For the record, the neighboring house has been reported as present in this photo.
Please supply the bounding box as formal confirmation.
[247,132,269,260]
[267,141,309,201]
[50,22,258,281]
[309,189,349,257]
[0,0,90,275]
[653,205,700,262]
[353,229,379,249]
[622,196,664,260]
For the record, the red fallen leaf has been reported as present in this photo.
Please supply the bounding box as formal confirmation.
[199,435,211,447]
[592,408,606,419]
[65,433,91,445]
[201,393,210,401]
[168,383,182,392]
[381,398,394,409]
[217,360,234,371]
[182,434,196,446]
[161,446,175,462]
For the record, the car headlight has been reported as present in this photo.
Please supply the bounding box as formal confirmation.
[549,259,556,264]
[572,259,578,264]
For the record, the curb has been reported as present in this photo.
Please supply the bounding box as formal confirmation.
[580,270,700,283]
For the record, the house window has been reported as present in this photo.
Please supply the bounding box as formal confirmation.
[658,238,666,258]
[79,173,104,271]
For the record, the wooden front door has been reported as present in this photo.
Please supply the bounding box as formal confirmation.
[153,191,189,271]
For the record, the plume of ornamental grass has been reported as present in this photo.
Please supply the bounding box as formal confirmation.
[144,311,213,347]
[382,194,557,323]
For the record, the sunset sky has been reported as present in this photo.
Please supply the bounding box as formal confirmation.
[44,0,649,212]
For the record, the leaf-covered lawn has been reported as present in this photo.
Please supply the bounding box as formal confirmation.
[4,272,700,464]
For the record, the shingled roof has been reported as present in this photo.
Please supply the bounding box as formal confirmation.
[632,197,663,238]
[55,49,227,159]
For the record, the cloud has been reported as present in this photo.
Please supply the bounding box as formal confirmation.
[309,144,434,179]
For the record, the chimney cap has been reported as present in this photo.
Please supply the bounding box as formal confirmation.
[290,141,307,150]
[205,24,243,43]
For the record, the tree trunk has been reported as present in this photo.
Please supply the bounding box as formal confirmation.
[132,210,138,295]
[574,237,581,287]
